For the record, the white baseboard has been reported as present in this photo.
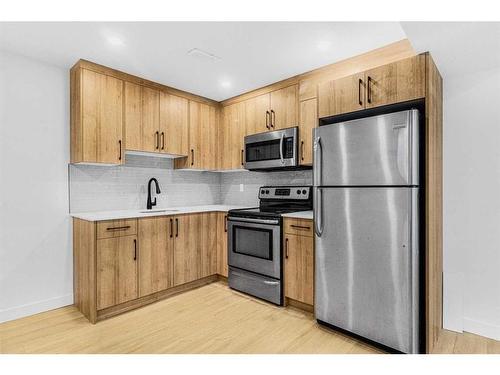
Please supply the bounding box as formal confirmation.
[0,294,74,323]
[463,317,500,341]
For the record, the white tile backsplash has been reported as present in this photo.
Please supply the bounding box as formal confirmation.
[69,154,312,212]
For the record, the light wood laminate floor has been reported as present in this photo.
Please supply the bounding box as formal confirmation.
[1,282,498,354]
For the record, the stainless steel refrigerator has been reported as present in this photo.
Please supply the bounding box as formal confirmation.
[313,109,421,353]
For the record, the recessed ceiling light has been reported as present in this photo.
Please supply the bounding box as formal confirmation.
[220,80,231,89]
[317,40,331,52]
[106,35,125,47]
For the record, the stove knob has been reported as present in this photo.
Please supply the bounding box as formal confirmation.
[297,189,301,194]
[261,189,265,195]
[266,190,270,194]
[302,189,307,195]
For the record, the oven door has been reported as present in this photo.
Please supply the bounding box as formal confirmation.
[227,216,281,279]
[244,127,298,170]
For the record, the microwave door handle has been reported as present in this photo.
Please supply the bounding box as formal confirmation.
[279,133,284,164]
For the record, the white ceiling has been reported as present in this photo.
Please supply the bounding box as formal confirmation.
[0,22,406,101]
[2,22,498,101]
[400,22,500,78]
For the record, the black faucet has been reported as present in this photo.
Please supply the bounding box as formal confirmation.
[146,178,161,210]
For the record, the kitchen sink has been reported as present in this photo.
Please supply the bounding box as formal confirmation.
[139,209,179,214]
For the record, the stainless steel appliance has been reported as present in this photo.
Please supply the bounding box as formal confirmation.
[244,127,298,170]
[313,109,421,353]
[227,186,313,305]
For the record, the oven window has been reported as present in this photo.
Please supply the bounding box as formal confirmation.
[233,225,273,260]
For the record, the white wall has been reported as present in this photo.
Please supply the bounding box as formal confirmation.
[0,51,73,322]
[443,66,500,340]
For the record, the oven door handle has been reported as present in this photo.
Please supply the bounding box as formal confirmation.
[279,133,285,165]
[227,216,280,225]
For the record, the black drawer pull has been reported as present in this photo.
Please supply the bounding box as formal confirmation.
[106,225,131,231]
[290,224,311,230]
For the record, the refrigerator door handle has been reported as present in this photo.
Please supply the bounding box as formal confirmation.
[313,136,323,236]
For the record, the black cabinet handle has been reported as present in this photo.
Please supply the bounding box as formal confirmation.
[285,238,289,259]
[224,215,228,232]
[241,149,244,166]
[118,140,122,161]
[155,131,159,149]
[367,76,372,104]
[175,218,179,237]
[133,239,137,261]
[106,225,131,231]
[290,224,311,230]
[265,111,270,130]
[301,140,304,161]
[169,218,173,238]
[161,132,165,150]
[191,149,194,166]
[358,78,363,106]
[270,110,275,128]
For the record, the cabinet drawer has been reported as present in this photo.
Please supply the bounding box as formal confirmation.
[97,219,137,239]
[284,218,313,237]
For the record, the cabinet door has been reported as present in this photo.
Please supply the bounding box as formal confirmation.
[221,102,246,170]
[138,217,174,297]
[270,85,298,130]
[175,101,202,169]
[159,92,189,156]
[81,69,123,164]
[173,214,201,285]
[216,213,228,277]
[245,93,270,134]
[317,72,364,118]
[200,212,218,278]
[365,55,425,109]
[97,236,138,310]
[284,234,314,305]
[124,82,143,152]
[299,98,317,166]
[200,104,218,170]
[142,86,160,153]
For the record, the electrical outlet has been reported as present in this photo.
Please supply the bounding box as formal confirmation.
[239,184,244,192]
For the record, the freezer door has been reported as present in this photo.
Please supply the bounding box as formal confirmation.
[313,109,419,186]
[315,187,419,353]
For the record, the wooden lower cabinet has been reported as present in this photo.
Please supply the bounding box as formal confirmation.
[138,217,174,297]
[216,212,228,277]
[97,235,138,310]
[284,218,314,306]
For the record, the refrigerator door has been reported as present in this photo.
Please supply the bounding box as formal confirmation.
[315,187,419,353]
[313,109,419,186]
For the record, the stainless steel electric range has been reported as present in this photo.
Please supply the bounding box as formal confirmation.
[227,186,312,305]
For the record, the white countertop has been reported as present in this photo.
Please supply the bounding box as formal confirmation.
[71,205,314,222]
[281,211,313,220]
[70,205,249,221]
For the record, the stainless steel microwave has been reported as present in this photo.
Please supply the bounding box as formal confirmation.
[244,127,298,171]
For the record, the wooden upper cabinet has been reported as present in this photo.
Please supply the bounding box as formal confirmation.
[160,93,188,156]
[245,93,270,134]
[138,217,174,297]
[97,236,138,310]
[175,101,217,170]
[299,98,317,166]
[72,68,124,164]
[365,54,425,108]
[270,85,298,130]
[124,83,159,153]
[318,72,365,118]
[221,102,246,170]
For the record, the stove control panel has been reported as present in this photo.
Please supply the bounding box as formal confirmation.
[259,186,311,200]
